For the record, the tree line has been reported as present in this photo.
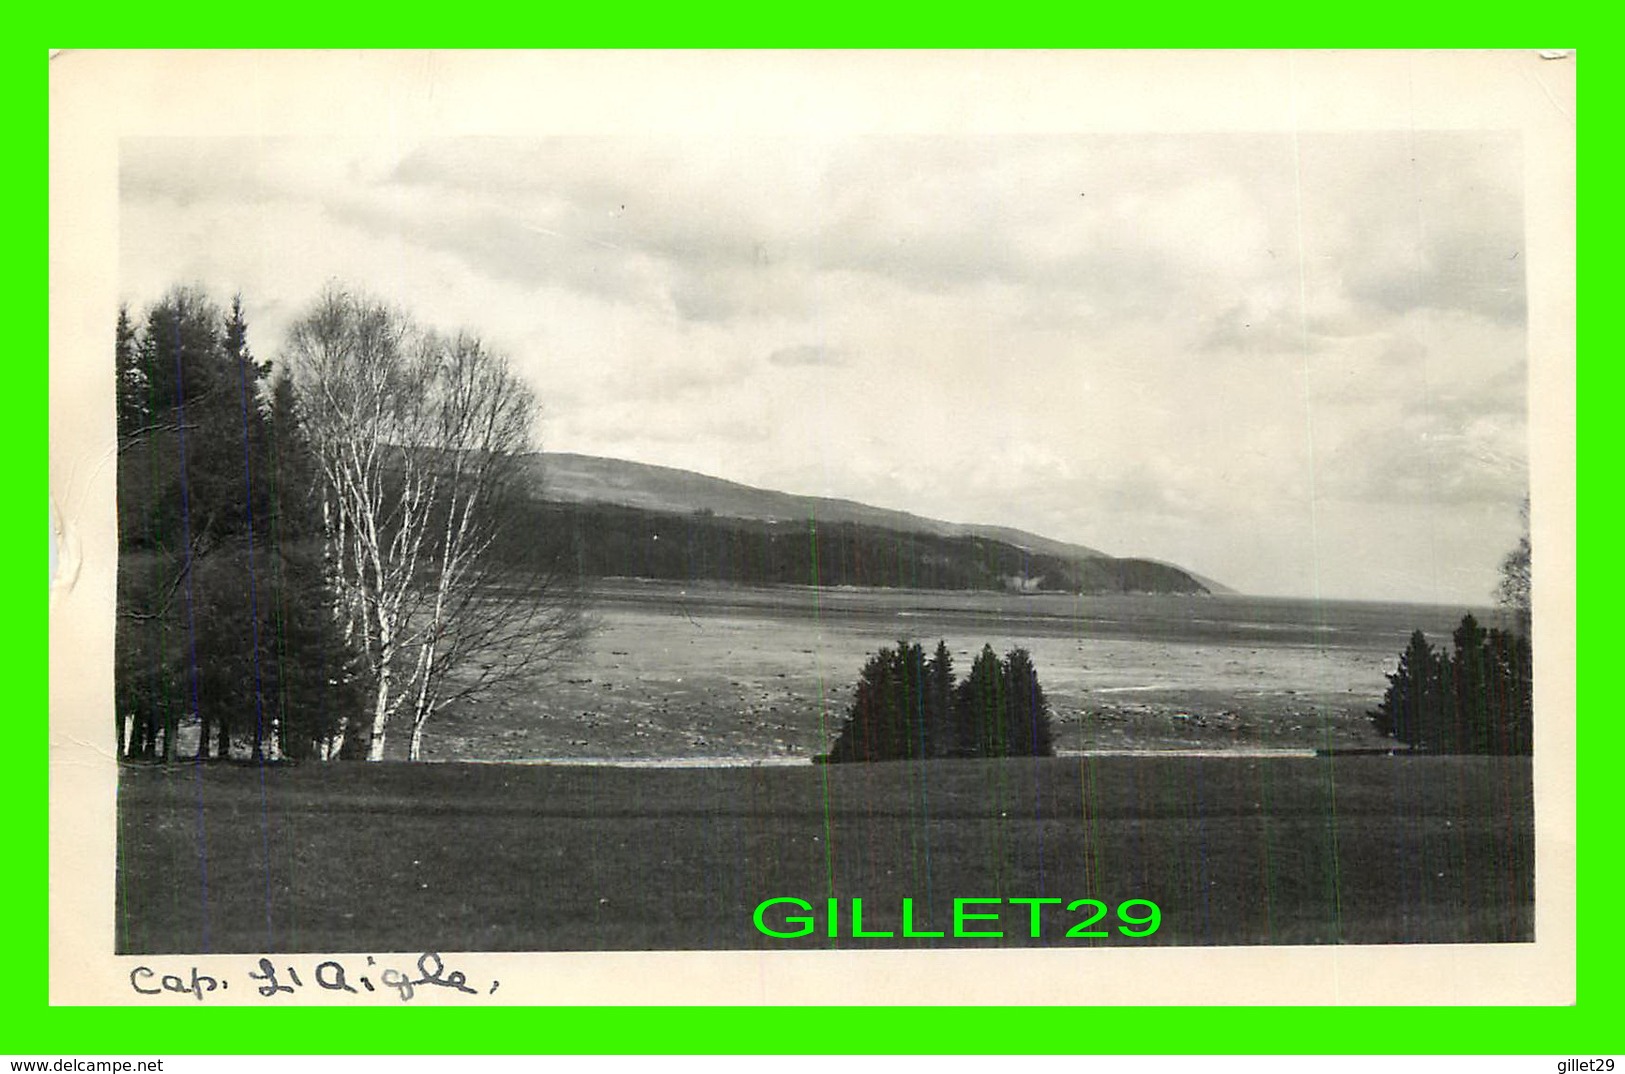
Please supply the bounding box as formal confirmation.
[497,500,1209,595]
[116,289,356,761]
[1367,615,1533,755]
[115,285,583,763]
[1367,514,1535,756]
[821,640,1056,763]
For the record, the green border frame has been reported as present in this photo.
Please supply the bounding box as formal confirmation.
[33,33,1603,1055]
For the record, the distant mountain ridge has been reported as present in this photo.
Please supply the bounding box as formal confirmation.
[512,452,1231,596]
[530,452,1108,557]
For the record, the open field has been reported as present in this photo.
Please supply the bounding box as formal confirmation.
[117,583,1532,954]
[116,754,1533,952]
[412,581,1494,762]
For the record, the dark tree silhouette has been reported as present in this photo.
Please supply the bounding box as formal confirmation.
[1369,630,1446,748]
[955,644,1007,759]
[1450,614,1491,753]
[1369,615,1532,755]
[262,369,364,759]
[115,289,364,763]
[117,288,242,761]
[954,645,1057,759]
[1483,625,1535,756]
[826,640,930,763]
[924,640,956,759]
[825,640,1058,764]
[115,304,144,432]
[1001,647,1056,758]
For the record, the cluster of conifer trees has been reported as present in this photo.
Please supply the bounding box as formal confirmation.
[115,288,364,762]
[1367,614,1533,755]
[821,640,1056,763]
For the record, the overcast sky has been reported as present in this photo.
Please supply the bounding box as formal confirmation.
[119,130,1529,603]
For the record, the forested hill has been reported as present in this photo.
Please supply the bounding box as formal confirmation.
[529,453,1108,559]
[495,454,1220,596]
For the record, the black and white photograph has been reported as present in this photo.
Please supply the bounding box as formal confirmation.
[50,50,1575,1004]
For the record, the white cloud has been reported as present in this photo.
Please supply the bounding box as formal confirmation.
[118,131,1530,602]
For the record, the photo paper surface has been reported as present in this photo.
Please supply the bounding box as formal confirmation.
[49,49,1576,1004]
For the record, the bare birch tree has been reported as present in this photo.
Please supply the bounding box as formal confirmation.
[286,286,586,760]
[1497,495,1532,634]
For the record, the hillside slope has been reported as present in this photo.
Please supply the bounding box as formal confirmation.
[529,452,1106,559]
[500,500,1208,595]
[500,453,1224,597]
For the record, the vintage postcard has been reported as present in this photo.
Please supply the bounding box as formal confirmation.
[49,49,1576,1004]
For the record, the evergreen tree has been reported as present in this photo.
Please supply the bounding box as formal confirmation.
[1483,626,1535,756]
[115,289,363,763]
[115,304,145,433]
[954,645,1007,758]
[1369,630,1446,748]
[923,640,956,759]
[1369,616,1533,755]
[822,639,1058,765]
[1002,647,1056,757]
[117,288,235,761]
[826,640,930,763]
[223,293,272,382]
[263,370,360,759]
[1450,614,1491,753]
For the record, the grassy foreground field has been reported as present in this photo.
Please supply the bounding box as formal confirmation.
[116,754,1532,953]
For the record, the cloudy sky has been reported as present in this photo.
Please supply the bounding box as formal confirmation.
[119,129,1529,603]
